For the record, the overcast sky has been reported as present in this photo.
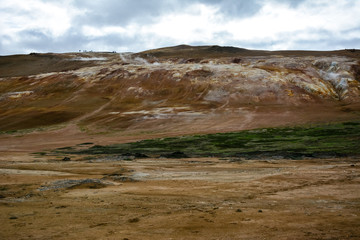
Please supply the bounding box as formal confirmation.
[1,0,359,55]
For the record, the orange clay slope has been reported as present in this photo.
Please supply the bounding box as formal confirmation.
[0,45,359,148]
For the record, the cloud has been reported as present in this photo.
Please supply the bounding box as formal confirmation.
[198,0,262,18]
[72,0,166,29]
[0,0,80,38]
[0,0,359,55]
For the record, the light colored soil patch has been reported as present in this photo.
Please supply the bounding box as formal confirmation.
[0,169,74,176]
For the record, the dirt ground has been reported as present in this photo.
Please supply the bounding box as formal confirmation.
[1,149,359,240]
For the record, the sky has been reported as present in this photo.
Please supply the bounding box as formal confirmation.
[0,0,360,55]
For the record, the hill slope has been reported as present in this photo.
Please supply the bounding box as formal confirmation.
[0,46,359,138]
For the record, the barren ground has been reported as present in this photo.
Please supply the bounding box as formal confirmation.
[1,148,359,239]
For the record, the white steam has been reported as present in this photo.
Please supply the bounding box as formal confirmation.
[316,60,350,98]
[119,52,153,65]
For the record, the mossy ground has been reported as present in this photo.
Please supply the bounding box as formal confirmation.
[55,121,360,159]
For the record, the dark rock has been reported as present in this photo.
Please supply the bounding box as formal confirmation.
[351,64,360,82]
[38,179,108,191]
[122,153,133,156]
[9,216,18,219]
[128,217,139,223]
[104,174,136,182]
[134,153,149,158]
[160,151,189,159]
[55,205,67,209]
[77,142,94,146]
[120,153,136,160]
[62,157,71,161]
[232,58,242,63]
[236,209,242,212]
[258,210,263,213]
[185,69,213,77]
[179,58,200,64]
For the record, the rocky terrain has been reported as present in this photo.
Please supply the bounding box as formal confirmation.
[0,45,360,239]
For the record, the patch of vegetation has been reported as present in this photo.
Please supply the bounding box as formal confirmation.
[0,123,67,136]
[56,146,73,150]
[33,152,47,156]
[77,142,94,146]
[56,121,360,159]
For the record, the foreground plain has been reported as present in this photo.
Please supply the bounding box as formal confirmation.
[0,153,359,239]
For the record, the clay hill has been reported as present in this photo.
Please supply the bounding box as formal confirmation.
[1,45,360,146]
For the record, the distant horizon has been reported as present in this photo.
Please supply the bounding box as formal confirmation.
[1,44,359,57]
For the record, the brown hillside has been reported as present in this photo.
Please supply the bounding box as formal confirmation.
[0,53,100,78]
[138,45,360,59]
[0,45,359,145]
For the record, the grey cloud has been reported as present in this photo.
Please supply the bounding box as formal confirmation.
[293,37,360,50]
[12,29,87,54]
[86,34,144,52]
[1,0,359,55]
[272,0,307,8]
[72,0,178,27]
[19,30,49,42]
[198,0,262,18]
[198,0,307,18]
[71,0,262,28]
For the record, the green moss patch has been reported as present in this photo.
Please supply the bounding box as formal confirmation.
[56,121,360,159]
